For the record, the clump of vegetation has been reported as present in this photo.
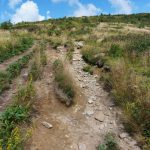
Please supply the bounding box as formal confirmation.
[40,48,47,66]
[65,41,74,63]
[97,133,119,150]
[7,53,33,80]
[0,34,33,63]
[0,80,35,149]
[83,65,94,75]
[29,42,47,81]
[49,38,62,50]
[108,44,124,58]
[0,53,33,94]
[81,46,100,65]
[29,61,41,81]
[0,72,9,94]
[53,59,75,106]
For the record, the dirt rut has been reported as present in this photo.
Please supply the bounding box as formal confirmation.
[27,47,140,150]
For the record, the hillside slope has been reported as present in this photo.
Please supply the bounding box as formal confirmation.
[0,14,150,150]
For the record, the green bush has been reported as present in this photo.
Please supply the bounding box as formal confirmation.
[83,65,94,75]
[108,44,124,58]
[82,47,100,65]
[97,133,119,150]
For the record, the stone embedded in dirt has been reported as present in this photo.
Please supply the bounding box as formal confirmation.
[103,65,111,72]
[78,143,86,150]
[99,124,104,130]
[88,99,94,104]
[42,121,53,129]
[119,132,128,139]
[74,41,84,49]
[99,53,106,57]
[129,140,137,146]
[96,59,104,68]
[22,73,28,81]
[85,108,94,116]
[95,112,105,122]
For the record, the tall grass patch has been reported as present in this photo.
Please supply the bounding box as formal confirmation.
[53,59,75,106]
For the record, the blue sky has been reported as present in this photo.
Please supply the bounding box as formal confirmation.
[0,0,150,23]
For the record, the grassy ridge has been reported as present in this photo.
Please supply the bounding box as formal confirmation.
[81,32,150,148]
[0,36,33,63]
[0,53,33,94]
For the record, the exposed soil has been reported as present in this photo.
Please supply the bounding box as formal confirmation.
[26,45,141,150]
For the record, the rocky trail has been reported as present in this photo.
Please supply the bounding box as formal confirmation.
[26,45,140,150]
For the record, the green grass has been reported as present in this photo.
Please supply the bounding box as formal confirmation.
[0,53,33,94]
[7,53,33,80]
[81,46,101,65]
[97,133,119,150]
[83,65,94,75]
[0,36,33,63]
[108,44,124,58]
[0,72,9,94]
[0,80,35,149]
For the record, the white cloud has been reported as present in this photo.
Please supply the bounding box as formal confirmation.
[46,11,51,19]
[108,0,132,14]
[51,0,101,17]
[52,0,78,5]
[8,0,22,8]
[74,3,101,17]
[11,1,45,24]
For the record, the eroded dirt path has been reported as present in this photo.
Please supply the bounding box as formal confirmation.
[27,45,141,150]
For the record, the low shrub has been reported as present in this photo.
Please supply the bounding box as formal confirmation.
[97,133,119,150]
[81,46,100,65]
[108,44,124,58]
[83,65,94,75]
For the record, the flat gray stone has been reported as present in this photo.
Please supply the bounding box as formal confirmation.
[95,112,105,122]
[42,121,53,129]
[119,132,128,139]
[85,108,94,116]
[78,143,86,150]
